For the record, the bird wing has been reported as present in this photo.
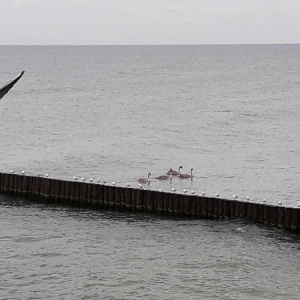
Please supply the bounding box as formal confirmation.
[0,71,25,100]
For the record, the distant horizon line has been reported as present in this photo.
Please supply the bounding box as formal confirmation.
[0,43,300,47]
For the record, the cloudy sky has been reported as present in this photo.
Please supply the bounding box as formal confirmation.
[0,0,300,45]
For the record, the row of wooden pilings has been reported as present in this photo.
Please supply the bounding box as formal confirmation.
[0,172,299,233]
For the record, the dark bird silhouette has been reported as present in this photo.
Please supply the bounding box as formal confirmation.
[0,71,25,100]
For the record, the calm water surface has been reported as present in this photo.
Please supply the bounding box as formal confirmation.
[1,195,300,300]
[1,45,300,299]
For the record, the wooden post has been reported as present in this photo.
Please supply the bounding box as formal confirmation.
[252,203,259,223]
[44,178,51,203]
[179,194,185,216]
[269,206,277,227]
[230,200,236,219]
[190,195,197,218]
[55,179,61,204]
[207,197,214,218]
[63,180,70,206]
[239,201,247,219]
[258,204,265,224]
[0,173,3,193]
[136,188,143,212]
[168,193,174,216]
[74,181,81,207]
[56,180,66,204]
[17,175,23,196]
[235,201,241,219]
[263,205,270,225]
[146,190,154,213]
[3,173,10,194]
[120,187,126,211]
[91,183,98,208]
[97,184,104,209]
[246,202,253,222]
[103,185,109,209]
[196,196,202,218]
[173,194,180,216]
[218,198,224,220]
[157,191,164,214]
[213,198,219,219]
[108,185,115,210]
[131,188,137,212]
[163,192,169,215]
[284,207,292,231]
[69,181,75,206]
[277,206,285,228]
[13,174,19,195]
[125,187,132,211]
[9,174,15,195]
[49,179,56,203]
[152,190,158,214]
[291,208,299,233]
[202,197,208,218]
[115,186,121,211]
[184,195,191,218]
[223,199,230,219]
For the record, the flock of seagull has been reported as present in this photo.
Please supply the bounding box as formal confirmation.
[6,168,298,207]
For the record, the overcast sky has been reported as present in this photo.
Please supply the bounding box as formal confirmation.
[1,0,300,45]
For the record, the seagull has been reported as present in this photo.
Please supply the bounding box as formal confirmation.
[73,176,78,181]
[126,182,130,187]
[112,181,116,185]
[81,177,85,182]
[90,178,93,182]
[246,196,250,200]
[101,179,106,183]
[183,189,187,193]
[233,195,238,200]
[10,170,14,174]
[171,187,176,192]
[201,191,206,196]
[158,189,163,192]
[215,193,220,198]
[297,202,300,207]
[96,178,100,183]
[21,170,25,175]
[45,173,49,177]
[138,184,143,189]
[278,201,282,205]
[262,198,266,203]
[191,190,195,194]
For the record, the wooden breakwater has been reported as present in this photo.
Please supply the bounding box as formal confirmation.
[0,172,299,233]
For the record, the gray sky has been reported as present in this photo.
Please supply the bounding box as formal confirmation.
[1,0,300,45]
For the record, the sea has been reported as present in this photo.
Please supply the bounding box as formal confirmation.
[0,45,300,299]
